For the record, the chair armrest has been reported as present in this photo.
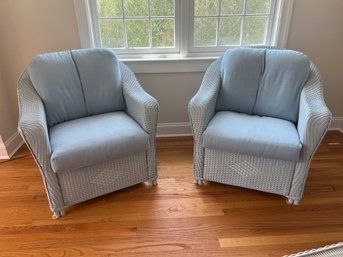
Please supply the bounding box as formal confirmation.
[121,63,159,136]
[297,63,332,162]
[188,59,221,142]
[289,63,332,200]
[188,59,221,180]
[18,70,51,163]
[18,70,64,210]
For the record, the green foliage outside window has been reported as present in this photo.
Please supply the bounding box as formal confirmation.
[97,0,174,48]
[96,0,270,49]
[97,0,122,17]
[194,0,270,47]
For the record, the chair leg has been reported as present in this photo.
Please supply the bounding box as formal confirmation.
[286,198,301,205]
[194,178,203,186]
[286,198,294,205]
[293,199,300,205]
[52,209,65,219]
[147,177,158,187]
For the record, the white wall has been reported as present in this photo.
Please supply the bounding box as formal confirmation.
[0,70,14,142]
[287,0,343,117]
[0,0,81,157]
[137,72,204,123]
[0,60,20,157]
[0,0,342,157]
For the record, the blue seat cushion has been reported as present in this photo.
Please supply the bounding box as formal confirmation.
[49,112,149,173]
[203,111,302,162]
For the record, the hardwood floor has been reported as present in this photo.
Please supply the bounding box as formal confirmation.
[0,131,342,257]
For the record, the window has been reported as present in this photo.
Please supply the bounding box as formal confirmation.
[90,0,179,55]
[191,0,276,51]
[75,0,293,59]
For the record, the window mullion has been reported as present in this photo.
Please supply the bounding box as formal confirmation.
[120,0,128,48]
[216,0,222,47]
[181,0,190,57]
[240,0,248,46]
[266,0,277,45]
[148,0,152,48]
[88,0,101,47]
[264,1,272,45]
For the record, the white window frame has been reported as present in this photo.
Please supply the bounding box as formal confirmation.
[74,0,294,73]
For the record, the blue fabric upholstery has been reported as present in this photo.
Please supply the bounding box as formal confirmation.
[28,51,87,127]
[71,48,125,115]
[216,48,265,114]
[253,49,310,122]
[28,49,126,127]
[216,48,311,122]
[49,112,150,173]
[203,111,302,161]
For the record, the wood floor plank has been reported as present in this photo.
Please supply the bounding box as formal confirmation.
[219,232,343,247]
[0,131,342,256]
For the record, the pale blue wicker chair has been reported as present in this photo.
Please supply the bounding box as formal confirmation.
[18,48,159,218]
[189,47,331,205]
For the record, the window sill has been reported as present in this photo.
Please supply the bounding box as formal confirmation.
[121,56,218,74]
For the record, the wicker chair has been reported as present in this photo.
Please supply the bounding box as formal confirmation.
[18,48,159,218]
[188,47,331,205]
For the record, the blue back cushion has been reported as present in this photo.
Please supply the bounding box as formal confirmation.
[71,48,125,115]
[28,51,87,127]
[216,48,265,114]
[253,49,310,122]
[28,49,124,127]
[217,47,311,123]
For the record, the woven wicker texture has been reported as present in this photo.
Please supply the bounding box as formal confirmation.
[121,63,159,180]
[189,47,332,203]
[188,59,222,181]
[58,152,148,205]
[284,242,343,257]
[18,56,159,218]
[204,149,296,196]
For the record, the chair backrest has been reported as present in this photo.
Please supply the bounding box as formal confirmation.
[27,48,125,127]
[216,47,311,123]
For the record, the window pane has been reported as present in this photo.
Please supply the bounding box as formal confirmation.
[152,19,174,47]
[126,19,149,47]
[97,0,122,17]
[151,0,174,16]
[218,17,242,45]
[195,0,219,16]
[124,0,148,17]
[221,0,244,15]
[242,16,267,44]
[194,17,217,46]
[246,0,270,14]
[99,19,124,48]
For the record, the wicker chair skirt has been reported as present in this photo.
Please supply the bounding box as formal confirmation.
[57,152,149,206]
[203,149,296,197]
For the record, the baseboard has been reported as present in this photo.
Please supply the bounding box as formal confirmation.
[0,132,24,159]
[157,122,192,137]
[0,143,7,159]
[329,117,343,133]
